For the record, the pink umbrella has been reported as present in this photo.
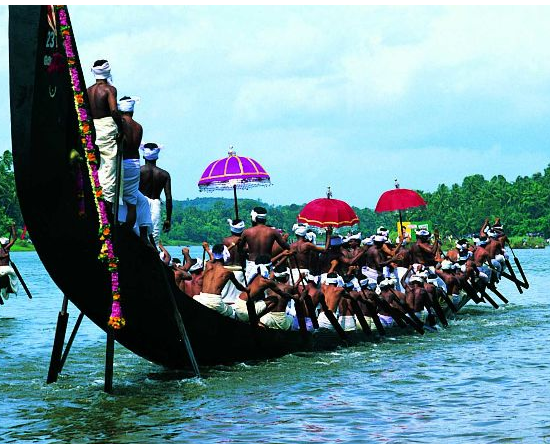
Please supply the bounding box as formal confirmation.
[374,180,427,232]
[198,147,271,219]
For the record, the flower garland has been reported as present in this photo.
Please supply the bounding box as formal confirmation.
[56,5,125,329]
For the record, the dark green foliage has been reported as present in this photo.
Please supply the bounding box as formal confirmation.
[0,151,23,236]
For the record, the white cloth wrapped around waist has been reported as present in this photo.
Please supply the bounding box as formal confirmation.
[378,314,395,327]
[290,268,309,286]
[221,269,245,304]
[0,265,19,299]
[317,311,335,330]
[338,315,357,331]
[93,116,119,203]
[320,273,345,287]
[121,158,140,206]
[260,311,293,330]
[193,292,234,318]
[146,197,162,244]
[361,266,380,281]
[118,191,153,235]
[291,315,314,331]
[234,297,267,322]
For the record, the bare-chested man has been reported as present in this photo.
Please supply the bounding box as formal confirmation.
[194,244,249,318]
[181,258,205,297]
[87,60,121,211]
[238,207,290,281]
[409,229,440,266]
[289,225,329,287]
[401,275,431,324]
[363,235,394,282]
[473,236,493,286]
[0,224,18,303]
[139,142,172,245]
[259,265,299,330]
[233,255,290,323]
[116,96,152,239]
[317,272,346,330]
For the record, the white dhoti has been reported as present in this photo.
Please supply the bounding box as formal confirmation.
[121,158,140,205]
[291,316,314,331]
[361,266,380,282]
[193,292,235,318]
[234,298,267,322]
[245,260,258,282]
[338,315,357,331]
[0,265,18,300]
[290,268,309,286]
[118,191,153,236]
[317,312,338,330]
[146,197,162,244]
[378,314,395,327]
[260,311,293,330]
[221,269,245,303]
[94,116,119,204]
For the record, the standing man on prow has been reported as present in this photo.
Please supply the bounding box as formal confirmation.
[87,60,121,215]
[139,143,172,245]
[239,207,290,281]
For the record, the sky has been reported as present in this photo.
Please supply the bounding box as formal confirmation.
[1,5,550,209]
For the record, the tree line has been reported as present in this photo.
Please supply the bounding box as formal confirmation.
[1,148,549,244]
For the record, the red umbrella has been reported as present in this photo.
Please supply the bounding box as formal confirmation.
[297,188,359,229]
[374,181,427,233]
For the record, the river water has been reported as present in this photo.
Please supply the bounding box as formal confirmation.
[1,247,549,443]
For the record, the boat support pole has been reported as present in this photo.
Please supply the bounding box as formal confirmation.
[58,312,85,374]
[46,294,70,384]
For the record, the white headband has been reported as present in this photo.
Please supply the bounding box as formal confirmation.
[91,61,113,85]
[189,259,203,272]
[306,273,319,284]
[325,277,339,285]
[294,226,308,237]
[305,232,316,243]
[373,235,386,243]
[227,219,245,234]
[139,143,164,161]
[213,246,230,262]
[117,96,140,113]
[274,268,290,278]
[0,237,9,245]
[416,229,430,237]
[251,209,267,222]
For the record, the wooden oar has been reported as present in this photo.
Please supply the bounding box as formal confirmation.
[502,259,524,293]
[318,295,347,341]
[294,292,308,336]
[487,284,509,304]
[359,289,386,336]
[425,294,448,327]
[9,260,32,299]
[461,280,483,303]
[435,286,457,313]
[289,255,319,328]
[480,290,499,309]
[344,292,372,338]
[506,240,529,288]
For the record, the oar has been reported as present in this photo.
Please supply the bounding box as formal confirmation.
[461,279,483,303]
[344,292,372,338]
[500,269,527,291]
[480,290,499,309]
[487,284,509,304]
[318,295,347,341]
[238,256,258,327]
[425,294,449,327]
[435,286,458,313]
[506,240,529,288]
[289,255,319,328]
[294,291,308,335]
[359,289,386,336]
[9,260,32,299]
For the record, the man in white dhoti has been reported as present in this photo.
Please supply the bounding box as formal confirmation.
[139,143,172,245]
[0,227,19,303]
[221,219,246,303]
[87,60,121,212]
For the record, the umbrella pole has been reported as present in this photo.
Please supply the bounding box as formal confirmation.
[233,185,239,220]
[398,210,404,240]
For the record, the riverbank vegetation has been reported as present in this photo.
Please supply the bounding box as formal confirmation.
[1,148,548,249]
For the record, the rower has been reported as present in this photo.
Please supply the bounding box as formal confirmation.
[238,207,290,281]
[193,244,249,319]
[259,265,297,330]
[0,224,18,303]
[409,229,439,266]
[221,219,247,303]
[289,224,328,287]
[401,275,431,325]
[318,272,345,330]
[233,255,288,323]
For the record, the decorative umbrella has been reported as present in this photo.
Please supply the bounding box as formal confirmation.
[374,179,427,232]
[297,187,359,229]
[198,147,271,219]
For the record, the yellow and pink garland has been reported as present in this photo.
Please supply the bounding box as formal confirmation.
[56,5,125,329]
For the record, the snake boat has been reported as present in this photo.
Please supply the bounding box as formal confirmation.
[9,5,471,374]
